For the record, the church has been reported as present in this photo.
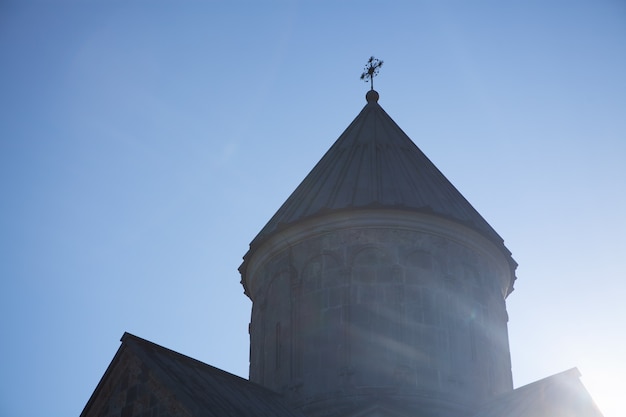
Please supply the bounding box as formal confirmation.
[80,61,603,417]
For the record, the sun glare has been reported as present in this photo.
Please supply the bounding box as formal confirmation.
[583,373,621,417]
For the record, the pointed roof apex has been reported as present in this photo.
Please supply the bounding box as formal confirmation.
[241,91,516,292]
[249,98,504,245]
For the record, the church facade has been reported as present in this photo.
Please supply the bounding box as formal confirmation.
[81,87,603,417]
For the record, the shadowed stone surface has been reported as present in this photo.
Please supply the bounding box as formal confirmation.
[245,211,514,417]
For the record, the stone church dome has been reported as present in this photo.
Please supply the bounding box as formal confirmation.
[241,90,517,295]
[240,88,520,417]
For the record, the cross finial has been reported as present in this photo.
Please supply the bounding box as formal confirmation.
[360,56,383,91]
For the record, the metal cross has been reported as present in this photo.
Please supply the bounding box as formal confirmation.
[360,56,383,90]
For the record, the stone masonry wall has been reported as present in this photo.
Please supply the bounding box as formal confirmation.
[246,214,513,415]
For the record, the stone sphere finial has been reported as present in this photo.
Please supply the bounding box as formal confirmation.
[366,89,379,103]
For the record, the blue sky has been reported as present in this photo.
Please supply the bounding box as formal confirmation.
[1,2,625,417]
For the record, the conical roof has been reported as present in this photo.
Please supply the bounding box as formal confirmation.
[243,90,515,281]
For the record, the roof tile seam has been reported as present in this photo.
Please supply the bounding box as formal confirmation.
[396,140,430,210]
[384,120,423,207]
[314,105,370,214]
[374,111,383,204]
[381,111,409,206]
[328,142,356,209]
[351,107,375,206]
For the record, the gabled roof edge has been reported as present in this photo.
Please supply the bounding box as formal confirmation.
[79,333,130,417]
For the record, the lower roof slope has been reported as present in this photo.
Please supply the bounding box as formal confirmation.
[81,332,305,417]
[472,368,604,417]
